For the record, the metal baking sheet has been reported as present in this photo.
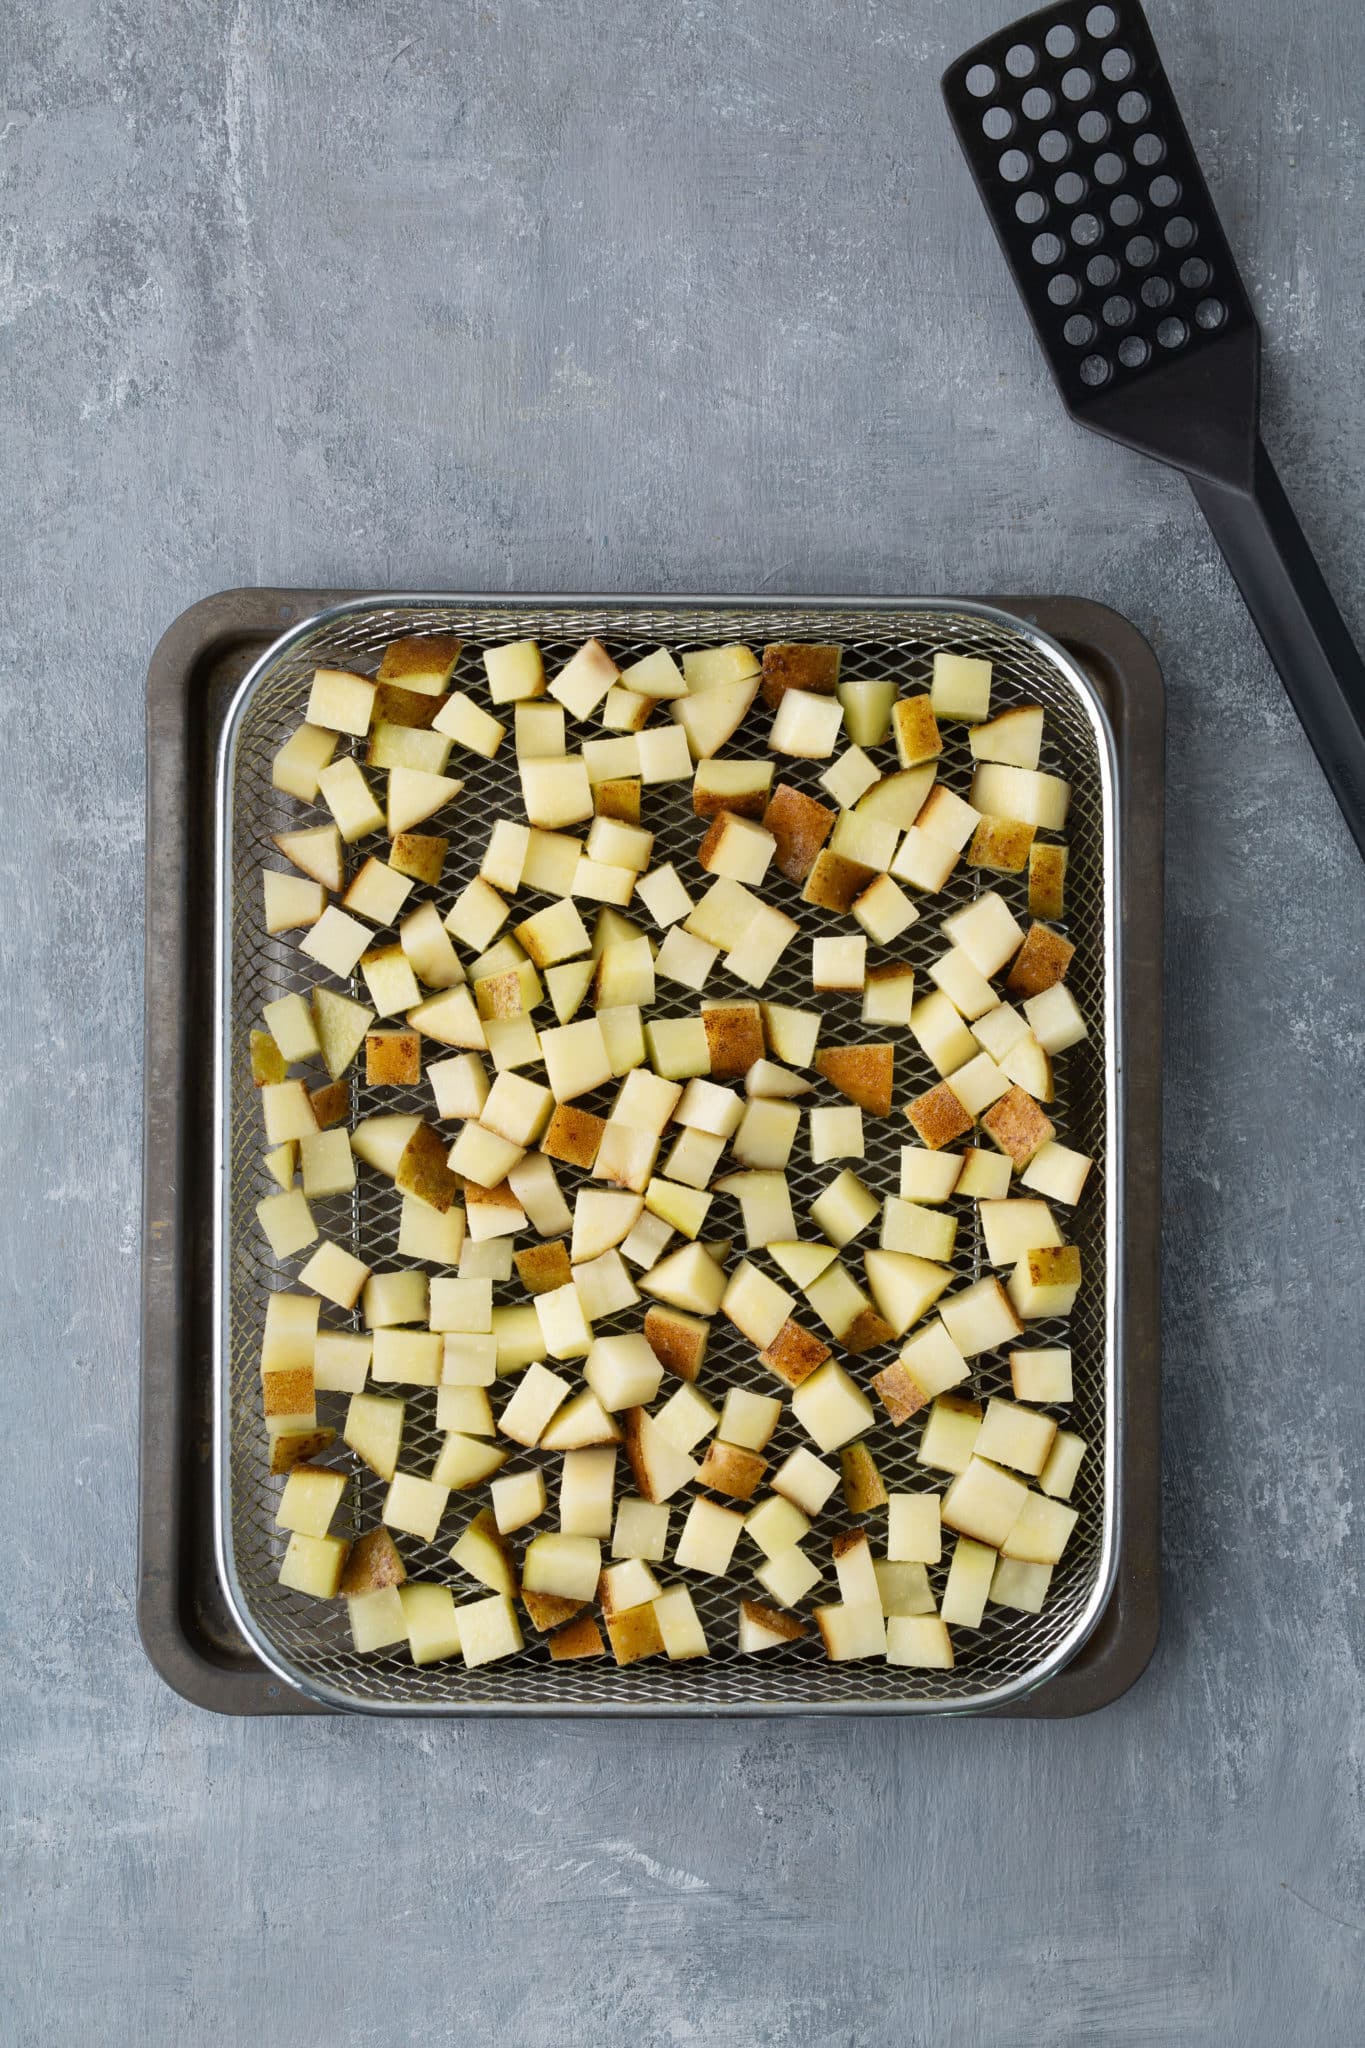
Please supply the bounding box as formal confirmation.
[141,587,1163,1717]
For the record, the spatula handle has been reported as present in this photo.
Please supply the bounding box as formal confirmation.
[1190,441,1365,859]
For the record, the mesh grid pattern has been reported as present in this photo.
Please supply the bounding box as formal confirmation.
[220,600,1115,1712]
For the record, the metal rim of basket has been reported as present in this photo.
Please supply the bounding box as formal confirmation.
[212,593,1123,1716]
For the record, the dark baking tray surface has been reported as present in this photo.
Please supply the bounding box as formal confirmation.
[140,587,1162,1717]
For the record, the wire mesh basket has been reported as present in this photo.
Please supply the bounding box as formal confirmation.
[214,596,1120,1713]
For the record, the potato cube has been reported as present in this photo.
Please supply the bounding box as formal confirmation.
[815,1601,887,1661]
[386,767,463,835]
[874,1562,936,1618]
[939,1535,996,1628]
[744,1494,812,1559]
[371,1329,442,1385]
[945,1052,1010,1117]
[967,815,1036,875]
[886,1615,954,1669]
[279,1531,349,1599]
[1001,1492,1079,1566]
[541,1017,612,1101]
[975,1397,1058,1478]
[1009,1347,1073,1405]
[758,1317,831,1388]
[1008,1244,1081,1320]
[1022,983,1088,1055]
[318,756,386,843]
[584,1333,663,1413]
[930,650,991,722]
[1006,922,1076,1000]
[887,1492,942,1566]
[790,1360,875,1454]
[485,639,548,707]
[889,828,958,894]
[880,1197,957,1263]
[695,1439,766,1500]
[533,1283,593,1361]
[262,871,327,936]
[396,1584,462,1665]
[891,695,942,769]
[954,1148,1011,1200]
[299,1239,370,1311]
[635,723,693,783]
[498,1361,571,1448]
[811,935,865,993]
[898,1148,963,1203]
[261,1291,321,1374]
[722,1260,795,1348]
[272,722,337,801]
[674,1497,745,1576]
[1040,1429,1087,1501]
[771,688,844,758]
[809,1168,877,1249]
[905,1081,974,1152]
[897,1318,971,1402]
[256,1188,317,1260]
[663,1126,725,1190]
[1029,841,1068,920]
[622,1406,701,1503]
[989,1556,1053,1613]
[612,1497,670,1562]
[836,674,897,746]
[732,1098,800,1170]
[520,1533,601,1604]
[860,963,915,1029]
[435,1385,494,1435]
[642,1305,710,1383]
[558,1445,617,1538]
[969,762,1070,831]
[299,904,373,982]
[852,872,919,945]
[639,1241,727,1316]
[941,1456,1029,1548]
[275,1464,348,1539]
[917,1394,983,1476]
[755,1545,823,1608]
[697,811,776,887]
[1021,1142,1093,1208]
[346,1586,408,1652]
[383,1470,450,1543]
[718,1388,782,1454]
[362,1268,428,1329]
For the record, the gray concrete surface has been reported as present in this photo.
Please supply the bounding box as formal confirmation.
[4,1,1363,2040]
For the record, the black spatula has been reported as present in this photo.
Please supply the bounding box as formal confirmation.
[943,0,1365,860]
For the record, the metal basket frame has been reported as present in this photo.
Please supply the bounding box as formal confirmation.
[213,595,1121,1715]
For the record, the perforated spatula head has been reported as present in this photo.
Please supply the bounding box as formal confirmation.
[943,0,1261,486]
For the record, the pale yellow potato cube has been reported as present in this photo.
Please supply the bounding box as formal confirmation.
[431,1433,507,1489]
[718,1388,781,1453]
[654,1585,709,1661]
[654,1381,720,1455]
[635,862,694,929]
[979,1198,1062,1268]
[744,1493,812,1557]
[386,768,463,836]
[434,1385,495,1435]
[897,1318,970,1401]
[941,1456,1029,1548]
[300,1239,370,1311]
[397,1193,465,1266]
[852,872,919,944]
[969,762,1070,831]
[1020,1140,1093,1206]
[945,1051,1011,1117]
[815,1601,887,1660]
[261,1292,320,1372]
[300,905,373,980]
[771,688,844,757]
[263,870,327,935]
[811,934,865,992]
[550,636,620,719]
[534,1282,593,1361]
[489,1466,547,1534]
[733,1098,800,1170]
[809,1105,864,1167]
[898,1148,963,1203]
[929,947,998,1021]
[989,1555,1053,1613]
[886,1615,954,1668]
[791,1360,875,1454]
[909,991,979,1078]
[456,1591,524,1666]
[541,1017,612,1101]
[1000,1492,1078,1566]
[917,1395,984,1475]
[938,1276,1024,1357]
[975,1398,1058,1477]
[1039,1429,1087,1500]
[498,1360,572,1447]
[722,1260,795,1348]
[1022,982,1089,1053]
[663,1126,725,1189]
[272,721,336,800]
[676,1077,744,1137]
[584,1332,663,1412]
[1007,1245,1082,1320]
[359,945,421,1018]
[522,1532,601,1602]
[383,1471,450,1543]
[1010,1346,1074,1404]
[930,650,991,722]
[955,1147,1013,1199]
[371,1329,443,1386]
[318,756,385,842]
[361,1269,428,1329]
[256,1188,318,1260]
[279,1531,349,1599]
[434,689,507,756]
[348,1586,408,1653]
[874,1561,937,1617]
[887,1492,942,1565]
[810,1168,878,1248]
[612,1497,670,1562]
[755,1544,823,1608]
[400,1583,462,1665]
[343,1391,405,1481]
[880,1198,957,1264]
[820,744,880,809]
[635,723,693,783]
[559,1446,617,1537]
[674,1497,744,1575]
[890,826,958,894]
[275,1464,348,1537]
[940,1535,997,1628]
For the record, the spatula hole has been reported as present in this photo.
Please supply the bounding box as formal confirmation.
[1157,316,1188,349]
[1045,24,1078,59]
[1032,232,1065,266]
[1061,67,1093,102]
[982,106,1015,141]
[1005,43,1038,78]
[1077,110,1109,145]
[1039,129,1071,165]
[1133,133,1165,168]
[1125,234,1157,267]
[1064,314,1096,346]
[1021,86,1054,121]
[1086,5,1118,36]
[1079,354,1111,387]
[1149,174,1180,207]
[1102,293,1134,328]
[1164,214,1195,249]
[1070,212,1102,247]
[1195,296,1227,330]
[1141,275,1173,309]
[1055,171,1087,206]
[1015,190,1048,224]
[1118,334,1150,368]
[1048,272,1081,307]
[1094,151,1125,185]
[1179,256,1210,289]
[965,63,997,98]
[1117,91,1149,124]
[1087,254,1119,286]
[1101,47,1134,82]
[1109,193,1142,228]
[999,149,1032,183]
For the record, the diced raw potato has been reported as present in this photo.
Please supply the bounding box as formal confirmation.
[571,856,636,906]
[967,815,1036,875]
[539,1386,623,1451]
[549,636,620,718]
[261,1362,318,1442]
[916,1395,984,1477]
[570,1189,643,1264]
[899,1148,963,1203]
[360,944,421,1018]
[263,870,327,935]
[446,1121,524,1191]
[371,1328,442,1386]
[541,1104,605,1174]
[744,1494,812,1559]
[600,1558,663,1619]
[810,939,866,1002]
[523,1533,602,1603]
[722,1261,794,1348]
[643,1015,711,1080]
[880,1197,957,1263]
[263,993,322,1067]
[864,1247,951,1339]
[663,1126,725,1189]
[970,703,1043,767]
[1022,982,1088,1054]
[715,1388,781,1455]
[887,1492,943,1565]
[429,1276,493,1334]
[698,810,777,886]
[300,905,373,981]
[1006,922,1075,999]
[761,643,841,708]
[1029,841,1068,920]
[810,1168,878,1248]
[263,1141,298,1190]
[914,788,982,858]
[499,1361,572,1448]
[350,1112,421,1175]
[685,878,759,956]
[1008,1347,1073,1405]
[680,643,759,691]
[545,958,594,1024]
[831,1529,881,1610]
[427,1053,489,1124]
[622,1407,700,1503]
[641,1305,710,1384]
[954,1149,1011,1202]
[538,1016,611,1102]
[815,1049,895,1122]
[835,674,897,746]
[852,872,919,944]
[693,1438,765,1501]
[368,722,454,775]
[603,1601,665,1664]
[755,1545,823,1609]
[639,1241,728,1316]
[937,1534,995,1629]
[968,760,1074,836]
[930,650,991,722]
[989,1556,1053,1613]
[261,1292,321,1373]
[435,1384,494,1434]
[840,1442,887,1514]
[889,827,958,894]
[382,1471,450,1542]
[558,1445,617,1538]
[829,811,899,871]
[1007,1245,1081,1321]
[476,822,528,898]
[730,1098,798,1171]
[644,1176,711,1239]
[318,756,386,843]
[574,1247,638,1322]
[938,1275,1023,1357]
[348,1587,409,1652]
[376,634,463,696]
[1020,1141,1093,1208]
[532,1282,591,1360]
[675,1497,745,1576]
[428,692,507,767]
[1000,1033,1054,1103]
[300,1240,370,1312]
[459,1237,513,1282]
[891,695,942,771]
[513,899,589,970]
[975,1398,1058,1478]
[514,700,566,759]
[486,1304,541,1374]
[672,677,760,758]
[592,1121,658,1194]
[275,1463,348,1539]
[615,646,684,702]
[653,1584,709,1660]
[819,744,880,811]
[743,1060,812,1103]
[444,877,508,955]
[815,1601,887,1661]
[634,863,693,932]
[279,1531,350,1599]
[256,1186,317,1260]
[770,688,844,758]
[790,1360,875,1454]
[592,937,655,1009]
[897,1318,971,1402]
[387,768,463,835]
[693,759,774,821]
[980,1086,1056,1168]
[941,1456,1029,1548]
[875,1562,936,1618]
[273,722,337,801]
[756,1317,830,1388]
[432,1432,507,1489]
[978,1199,1061,1270]
[398,1583,462,1665]
[752,1241,830,1288]
[520,828,584,897]
[970,1003,1030,1064]
[362,1270,429,1329]
[655,1381,720,1456]
[861,963,916,1028]
[887,1615,954,1668]
[905,1080,974,1152]
[939,896,1022,983]
[1039,1429,1087,1501]
[449,1508,516,1594]
[944,1052,1010,1118]
[584,1333,664,1413]
[1000,1492,1078,1566]
[928,947,998,1022]
[454,1591,524,1667]
[635,723,693,784]
[613,1497,671,1561]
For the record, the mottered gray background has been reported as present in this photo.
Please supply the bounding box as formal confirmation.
[3,1,1362,2041]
